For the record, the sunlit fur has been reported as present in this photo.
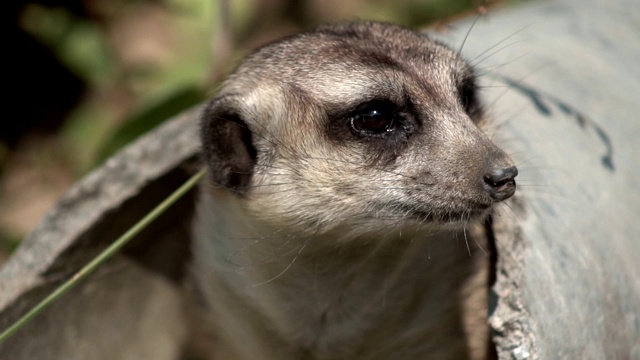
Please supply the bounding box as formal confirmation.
[194,21,515,360]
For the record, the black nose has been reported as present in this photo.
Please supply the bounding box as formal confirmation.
[483,166,518,201]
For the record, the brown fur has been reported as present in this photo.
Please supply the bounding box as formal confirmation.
[194,21,516,359]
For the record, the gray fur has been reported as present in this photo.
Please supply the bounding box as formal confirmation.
[194,21,516,359]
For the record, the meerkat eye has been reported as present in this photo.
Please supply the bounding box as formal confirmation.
[351,109,393,133]
[349,104,399,136]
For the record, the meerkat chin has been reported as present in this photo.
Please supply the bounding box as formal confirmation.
[193,21,516,360]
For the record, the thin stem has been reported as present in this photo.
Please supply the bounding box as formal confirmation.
[0,168,207,343]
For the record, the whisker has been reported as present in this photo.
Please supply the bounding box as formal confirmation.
[469,24,532,66]
[463,221,471,257]
[249,238,310,287]
[457,4,486,56]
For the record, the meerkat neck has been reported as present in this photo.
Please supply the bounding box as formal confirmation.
[195,187,464,284]
[193,189,482,359]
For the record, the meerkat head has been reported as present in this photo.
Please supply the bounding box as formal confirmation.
[200,21,517,238]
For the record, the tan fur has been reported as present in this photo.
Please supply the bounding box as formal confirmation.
[194,21,515,359]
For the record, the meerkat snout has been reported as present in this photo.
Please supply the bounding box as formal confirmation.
[483,165,518,201]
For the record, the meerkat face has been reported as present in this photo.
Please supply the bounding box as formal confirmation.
[201,21,516,237]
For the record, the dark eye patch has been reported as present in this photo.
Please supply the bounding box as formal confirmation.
[457,76,483,121]
[325,97,416,166]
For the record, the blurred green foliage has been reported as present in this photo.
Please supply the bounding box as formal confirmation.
[18,0,217,174]
[21,4,113,87]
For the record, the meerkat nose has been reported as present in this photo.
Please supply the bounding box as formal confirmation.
[483,166,518,201]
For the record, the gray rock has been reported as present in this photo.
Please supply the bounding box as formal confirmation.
[441,0,640,358]
[0,109,201,359]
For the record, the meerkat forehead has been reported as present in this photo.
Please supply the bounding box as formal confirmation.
[224,22,473,112]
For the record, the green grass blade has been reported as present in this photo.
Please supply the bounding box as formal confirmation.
[0,167,206,343]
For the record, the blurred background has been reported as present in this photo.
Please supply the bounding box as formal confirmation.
[1,0,510,263]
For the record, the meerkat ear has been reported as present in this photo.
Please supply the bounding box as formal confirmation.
[200,97,258,195]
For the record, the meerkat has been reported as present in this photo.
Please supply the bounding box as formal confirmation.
[192,21,517,360]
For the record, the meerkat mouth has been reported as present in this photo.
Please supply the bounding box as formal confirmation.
[411,209,490,225]
[379,201,492,225]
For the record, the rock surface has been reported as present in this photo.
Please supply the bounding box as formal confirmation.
[0,108,201,359]
[443,0,640,358]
